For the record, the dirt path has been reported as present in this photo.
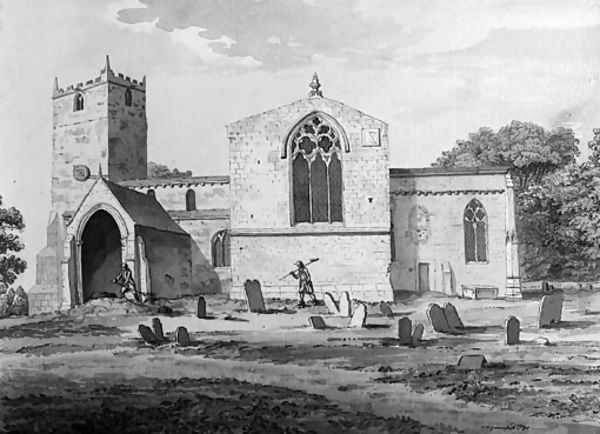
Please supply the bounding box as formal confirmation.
[1,349,598,433]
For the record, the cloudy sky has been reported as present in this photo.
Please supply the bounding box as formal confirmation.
[2,0,600,287]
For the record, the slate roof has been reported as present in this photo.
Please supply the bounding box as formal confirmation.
[103,179,187,234]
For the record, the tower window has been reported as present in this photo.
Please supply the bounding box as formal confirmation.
[211,230,230,267]
[147,189,155,199]
[464,199,488,263]
[73,93,84,111]
[289,113,344,224]
[124,88,132,106]
[185,189,196,211]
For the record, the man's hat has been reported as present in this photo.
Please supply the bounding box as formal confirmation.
[294,260,304,267]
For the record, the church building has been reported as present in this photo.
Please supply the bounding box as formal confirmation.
[29,58,521,313]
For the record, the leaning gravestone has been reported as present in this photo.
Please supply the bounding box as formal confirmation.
[505,316,520,345]
[138,324,160,345]
[349,303,367,328]
[380,302,394,318]
[323,292,339,315]
[412,323,424,346]
[309,316,327,329]
[10,286,28,316]
[338,291,352,317]
[397,317,412,345]
[444,303,464,329]
[175,326,191,347]
[196,296,207,318]
[426,303,451,333]
[244,279,266,313]
[152,317,165,341]
[539,294,563,328]
[457,354,487,370]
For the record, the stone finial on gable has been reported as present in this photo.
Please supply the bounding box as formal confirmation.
[308,72,323,97]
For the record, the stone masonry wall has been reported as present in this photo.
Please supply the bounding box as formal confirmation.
[52,83,109,214]
[230,233,391,302]
[228,96,392,301]
[390,172,509,296]
[227,97,390,230]
[176,218,231,294]
[129,184,229,211]
[107,82,147,182]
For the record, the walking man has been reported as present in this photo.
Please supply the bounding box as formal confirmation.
[291,260,317,308]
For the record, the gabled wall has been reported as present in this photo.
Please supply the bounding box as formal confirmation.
[227,96,393,301]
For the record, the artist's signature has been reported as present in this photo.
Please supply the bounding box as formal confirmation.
[481,424,529,431]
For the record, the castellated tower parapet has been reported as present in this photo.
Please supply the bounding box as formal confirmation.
[51,55,148,216]
[52,55,146,99]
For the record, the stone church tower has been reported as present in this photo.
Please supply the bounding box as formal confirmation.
[30,56,148,311]
[51,55,147,215]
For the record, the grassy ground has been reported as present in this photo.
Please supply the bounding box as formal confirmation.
[2,290,600,432]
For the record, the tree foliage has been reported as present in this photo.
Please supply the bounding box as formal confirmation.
[147,161,193,179]
[434,121,579,191]
[519,129,600,279]
[0,196,26,284]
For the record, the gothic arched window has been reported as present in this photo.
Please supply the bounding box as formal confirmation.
[289,113,344,224]
[185,189,196,211]
[464,199,488,262]
[73,93,84,111]
[124,88,132,106]
[212,230,230,267]
[147,189,155,199]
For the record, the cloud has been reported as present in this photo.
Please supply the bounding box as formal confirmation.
[113,0,600,70]
[114,0,413,69]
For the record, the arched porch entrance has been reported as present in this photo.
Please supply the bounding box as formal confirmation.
[80,210,123,301]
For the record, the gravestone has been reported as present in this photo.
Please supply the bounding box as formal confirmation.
[379,302,394,318]
[457,354,487,370]
[505,316,520,345]
[175,326,191,346]
[444,303,464,329]
[349,303,367,328]
[152,317,165,341]
[397,317,412,344]
[244,279,266,313]
[309,316,327,329]
[138,324,160,345]
[426,303,450,333]
[339,291,352,317]
[539,294,563,328]
[323,292,339,315]
[196,296,207,318]
[412,323,424,345]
